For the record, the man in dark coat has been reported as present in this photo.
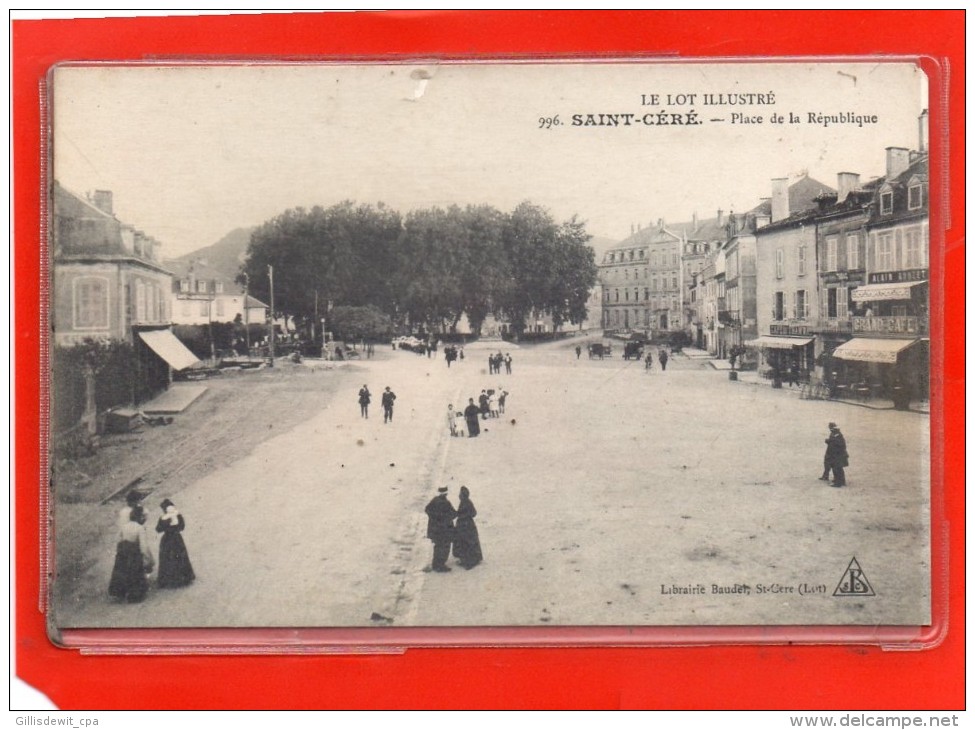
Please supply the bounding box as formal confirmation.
[425,487,457,572]
[658,349,669,371]
[464,398,481,437]
[381,386,397,424]
[819,422,849,487]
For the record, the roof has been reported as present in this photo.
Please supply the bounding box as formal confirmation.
[166,258,241,290]
[750,174,836,220]
[244,294,269,308]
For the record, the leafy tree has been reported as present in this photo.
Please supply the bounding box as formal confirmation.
[328,305,394,341]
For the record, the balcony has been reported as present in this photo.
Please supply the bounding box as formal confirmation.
[851,316,927,336]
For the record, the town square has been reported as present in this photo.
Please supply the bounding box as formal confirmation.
[47,61,932,632]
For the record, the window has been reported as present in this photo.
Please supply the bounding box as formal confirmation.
[904,227,923,268]
[773,292,785,321]
[908,183,923,210]
[625,289,629,301]
[837,286,849,319]
[180,279,190,293]
[215,281,224,294]
[672,276,678,289]
[775,249,784,279]
[651,277,657,291]
[880,190,893,215]
[877,232,894,271]
[196,280,208,293]
[628,251,634,261]
[135,280,146,322]
[638,250,645,259]
[614,289,619,302]
[216,299,225,317]
[846,233,859,270]
[644,288,649,301]
[609,253,615,263]
[181,301,191,317]
[671,252,678,266]
[796,290,808,320]
[198,301,208,317]
[74,277,109,329]
[798,245,807,276]
[825,237,837,272]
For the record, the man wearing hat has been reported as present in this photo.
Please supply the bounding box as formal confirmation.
[820,422,849,487]
[424,487,458,572]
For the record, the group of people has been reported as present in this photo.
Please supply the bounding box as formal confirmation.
[488,352,513,375]
[448,387,509,438]
[443,345,464,367]
[424,485,483,572]
[644,349,669,371]
[358,385,398,423]
[109,492,195,603]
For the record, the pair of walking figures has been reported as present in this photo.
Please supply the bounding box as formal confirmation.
[424,486,482,571]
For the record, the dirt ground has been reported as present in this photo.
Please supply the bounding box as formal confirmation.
[50,338,931,634]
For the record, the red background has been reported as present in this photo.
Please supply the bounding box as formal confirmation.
[13,10,965,709]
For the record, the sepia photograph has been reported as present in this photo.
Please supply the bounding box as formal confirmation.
[48,60,932,634]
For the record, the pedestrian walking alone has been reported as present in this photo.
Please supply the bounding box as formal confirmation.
[358,385,371,418]
[504,353,512,374]
[108,505,154,603]
[155,499,195,589]
[819,422,849,487]
[659,349,669,371]
[464,398,481,437]
[498,389,508,414]
[645,352,653,371]
[575,345,582,359]
[381,386,397,424]
[452,486,483,569]
[425,487,457,572]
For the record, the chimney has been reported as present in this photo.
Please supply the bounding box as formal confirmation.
[885,147,911,179]
[836,172,860,203]
[716,209,724,226]
[91,189,113,215]
[692,212,698,230]
[918,109,929,153]
[771,178,789,222]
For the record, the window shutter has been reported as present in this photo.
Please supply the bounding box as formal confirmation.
[894,229,903,269]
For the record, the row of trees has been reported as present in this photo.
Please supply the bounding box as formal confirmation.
[240,201,598,338]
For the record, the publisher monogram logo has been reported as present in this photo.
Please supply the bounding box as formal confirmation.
[833,557,875,597]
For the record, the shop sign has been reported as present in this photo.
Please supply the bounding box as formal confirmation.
[770,323,812,336]
[867,269,927,284]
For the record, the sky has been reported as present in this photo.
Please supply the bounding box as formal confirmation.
[52,61,928,259]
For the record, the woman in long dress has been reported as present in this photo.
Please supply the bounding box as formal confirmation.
[156,499,195,588]
[108,505,154,603]
[452,486,483,569]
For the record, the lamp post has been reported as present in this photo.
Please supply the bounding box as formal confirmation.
[267,264,275,367]
[242,272,251,358]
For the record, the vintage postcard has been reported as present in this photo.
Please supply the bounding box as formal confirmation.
[48,60,932,634]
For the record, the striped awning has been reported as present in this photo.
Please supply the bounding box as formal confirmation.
[138,329,200,371]
[831,337,918,364]
[745,336,814,350]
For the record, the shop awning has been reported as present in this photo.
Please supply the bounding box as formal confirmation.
[851,281,926,302]
[745,336,814,350]
[831,337,918,364]
[138,329,200,371]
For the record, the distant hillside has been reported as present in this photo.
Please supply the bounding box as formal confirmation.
[171,227,255,282]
